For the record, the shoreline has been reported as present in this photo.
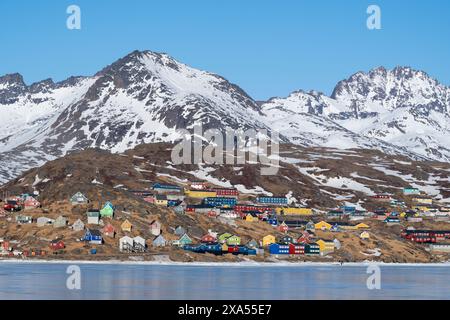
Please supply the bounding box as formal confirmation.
[1,258,449,267]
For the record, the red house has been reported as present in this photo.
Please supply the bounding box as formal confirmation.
[211,188,239,197]
[201,234,217,243]
[228,246,239,254]
[143,196,155,204]
[102,223,116,238]
[278,222,289,233]
[24,197,40,209]
[49,240,65,250]
[289,243,305,255]
[234,205,272,214]
[297,232,311,244]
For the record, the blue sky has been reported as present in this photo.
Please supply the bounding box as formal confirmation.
[0,0,449,100]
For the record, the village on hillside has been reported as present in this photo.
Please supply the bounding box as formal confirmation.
[1,180,450,263]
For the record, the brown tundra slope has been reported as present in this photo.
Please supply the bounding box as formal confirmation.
[0,142,449,263]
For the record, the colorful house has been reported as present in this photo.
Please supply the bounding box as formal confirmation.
[305,243,320,255]
[176,234,193,247]
[256,196,288,205]
[297,232,311,244]
[49,239,65,250]
[305,221,315,232]
[218,233,233,243]
[203,197,237,208]
[84,229,103,244]
[201,234,217,243]
[316,240,335,254]
[360,231,370,240]
[245,214,256,222]
[152,183,182,193]
[262,235,276,247]
[247,239,258,249]
[269,243,290,255]
[155,195,168,206]
[276,207,313,216]
[102,223,116,238]
[289,243,305,255]
[403,187,421,195]
[174,226,186,236]
[152,235,167,247]
[279,235,294,244]
[24,197,40,210]
[87,210,100,225]
[412,197,433,205]
[37,217,54,227]
[70,192,89,205]
[100,202,114,218]
[119,236,134,251]
[150,220,161,236]
[185,190,217,199]
[210,188,239,197]
[72,219,85,232]
[16,215,32,224]
[133,236,146,252]
[121,219,133,232]
[226,235,241,246]
[315,221,332,231]
[53,216,69,228]
[278,221,289,233]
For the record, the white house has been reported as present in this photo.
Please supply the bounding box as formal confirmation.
[119,236,134,252]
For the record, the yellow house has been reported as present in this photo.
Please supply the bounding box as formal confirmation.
[360,231,370,240]
[315,221,332,231]
[121,219,132,232]
[412,197,433,205]
[245,214,256,222]
[155,195,168,206]
[355,223,370,229]
[262,235,276,247]
[316,239,335,253]
[185,190,217,198]
[275,207,313,216]
[413,205,435,212]
[221,243,228,252]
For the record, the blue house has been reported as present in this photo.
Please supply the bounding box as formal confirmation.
[204,243,223,255]
[202,197,237,208]
[256,196,288,205]
[403,187,421,195]
[340,206,356,213]
[83,229,103,244]
[152,183,182,193]
[237,246,257,255]
[305,243,320,255]
[269,243,290,255]
[267,217,278,226]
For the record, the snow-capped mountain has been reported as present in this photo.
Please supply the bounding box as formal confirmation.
[0,50,268,183]
[260,67,450,161]
[0,50,449,184]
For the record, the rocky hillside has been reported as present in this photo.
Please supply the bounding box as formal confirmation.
[2,142,450,211]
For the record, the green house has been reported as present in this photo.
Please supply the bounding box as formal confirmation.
[226,235,241,246]
[100,203,114,218]
[178,234,193,246]
[218,233,233,243]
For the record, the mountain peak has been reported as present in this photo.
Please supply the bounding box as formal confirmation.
[0,73,25,88]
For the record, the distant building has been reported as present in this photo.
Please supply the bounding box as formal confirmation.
[70,192,89,205]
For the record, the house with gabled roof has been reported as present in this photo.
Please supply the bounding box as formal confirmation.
[121,219,132,232]
[70,192,89,205]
